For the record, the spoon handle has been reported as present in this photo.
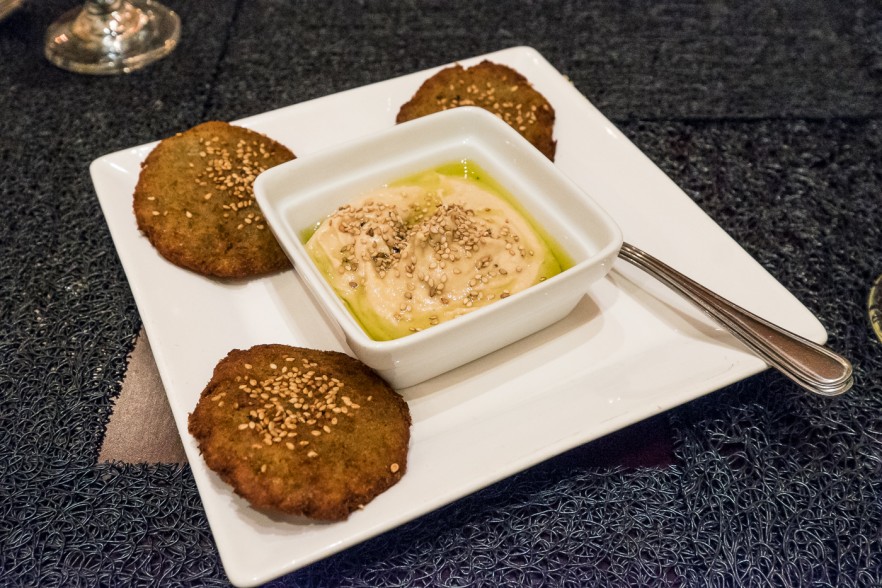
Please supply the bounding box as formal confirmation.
[618,242,853,396]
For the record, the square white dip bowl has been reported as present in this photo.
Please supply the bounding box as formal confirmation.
[255,107,623,388]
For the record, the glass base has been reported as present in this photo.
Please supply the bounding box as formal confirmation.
[870,274,882,342]
[44,0,180,75]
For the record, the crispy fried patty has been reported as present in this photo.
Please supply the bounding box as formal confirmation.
[396,60,557,159]
[133,121,294,279]
[188,344,411,521]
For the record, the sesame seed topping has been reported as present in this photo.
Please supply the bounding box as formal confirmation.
[234,358,360,458]
[308,161,561,338]
[193,135,277,232]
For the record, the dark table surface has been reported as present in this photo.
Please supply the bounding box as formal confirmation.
[2,1,882,586]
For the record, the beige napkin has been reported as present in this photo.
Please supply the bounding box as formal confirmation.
[99,328,188,464]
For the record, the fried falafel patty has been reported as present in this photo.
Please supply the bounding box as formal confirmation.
[133,121,294,279]
[188,344,411,521]
[396,60,557,160]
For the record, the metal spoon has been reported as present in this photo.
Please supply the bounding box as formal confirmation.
[618,242,853,396]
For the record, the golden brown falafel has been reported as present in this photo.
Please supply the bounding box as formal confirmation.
[133,121,294,278]
[396,60,557,159]
[188,344,411,521]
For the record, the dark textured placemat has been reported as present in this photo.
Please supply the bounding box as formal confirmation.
[208,0,882,120]
[1,1,881,586]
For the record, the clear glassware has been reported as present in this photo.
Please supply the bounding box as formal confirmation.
[44,0,180,75]
[870,274,882,342]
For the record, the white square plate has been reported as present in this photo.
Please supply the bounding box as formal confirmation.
[90,46,826,587]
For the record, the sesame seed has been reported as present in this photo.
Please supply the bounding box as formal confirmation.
[390,463,400,473]
[312,168,557,335]
[233,357,359,457]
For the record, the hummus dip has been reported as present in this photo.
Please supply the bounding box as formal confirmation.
[305,162,567,340]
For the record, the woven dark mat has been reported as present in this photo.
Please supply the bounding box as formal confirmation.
[1,1,881,586]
